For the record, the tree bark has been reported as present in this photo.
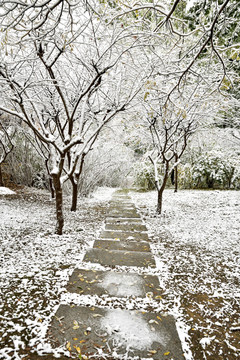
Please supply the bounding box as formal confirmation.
[70,176,78,212]
[0,165,4,186]
[52,173,64,235]
[156,166,169,214]
[157,188,164,214]
[70,154,86,212]
[174,154,178,193]
[49,177,55,199]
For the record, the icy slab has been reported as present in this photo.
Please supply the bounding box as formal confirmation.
[94,239,151,252]
[100,230,149,241]
[0,187,16,195]
[66,269,162,298]
[50,305,184,359]
[83,248,156,267]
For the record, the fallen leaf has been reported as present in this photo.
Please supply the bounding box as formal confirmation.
[66,341,71,351]
[157,316,162,321]
[148,350,157,354]
[93,314,102,318]
[73,320,80,330]
[89,279,97,284]
[73,338,78,341]
[80,339,86,344]
[73,345,81,354]
[164,351,170,355]
[155,295,162,299]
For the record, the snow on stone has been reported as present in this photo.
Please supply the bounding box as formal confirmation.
[0,187,16,195]
[98,272,145,297]
[100,308,169,350]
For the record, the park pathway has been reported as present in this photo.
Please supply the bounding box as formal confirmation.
[50,190,184,359]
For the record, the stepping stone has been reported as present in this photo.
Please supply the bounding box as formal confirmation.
[66,269,163,298]
[94,239,151,252]
[83,248,155,267]
[100,230,149,241]
[105,223,147,232]
[50,305,184,359]
[108,210,140,218]
[108,206,136,212]
[106,217,142,224]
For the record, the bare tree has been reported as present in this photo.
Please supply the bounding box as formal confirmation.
[0,1,149,234]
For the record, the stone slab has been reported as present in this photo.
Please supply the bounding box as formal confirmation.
[100,230,148,241]
[107,210,140,218]
[108,206,137,213]
[106,217,142,224]
[94,239,151,252]
[66,269,163,298]
[105,223,147,232]
[111,195,131,199]
[50,305,184,359]
[83,248,156,267]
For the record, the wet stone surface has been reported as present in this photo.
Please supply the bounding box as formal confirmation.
[93,239,151,252]
[100,230,149,241]
[66,269,163,298]
[83,248,156,267]
[50,305,184,359]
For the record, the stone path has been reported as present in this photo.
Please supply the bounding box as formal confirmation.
[50,190,184,359]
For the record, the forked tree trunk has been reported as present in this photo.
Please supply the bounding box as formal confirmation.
[0,165,4,186]
[52,173,64,235]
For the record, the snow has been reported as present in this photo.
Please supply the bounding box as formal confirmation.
[98,272,145,297]
[91,186,117,201]
[101,308,169,350]
[0,187,16,195]
[0,186,240,359]
[130,188,240,359]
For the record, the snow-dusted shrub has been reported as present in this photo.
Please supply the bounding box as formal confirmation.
[133,161,152,190]
[76,142,134,196]
[6,133,48,188]
[178,163,193,189]
[133,160,156,190]
[191,149,240,189]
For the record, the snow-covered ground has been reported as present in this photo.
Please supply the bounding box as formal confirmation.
[0,187,110,359]
[0,186,239,359]
[130,189,240,359]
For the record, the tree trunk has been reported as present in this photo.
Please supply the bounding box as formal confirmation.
[70,176,78,212]
[156,167,169,214]
[174,154,178,193]
[0,165,4,186]
[52,174,64,235]
[70,154,86,212]
[157,188,164,214]
[49,177,55,199]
